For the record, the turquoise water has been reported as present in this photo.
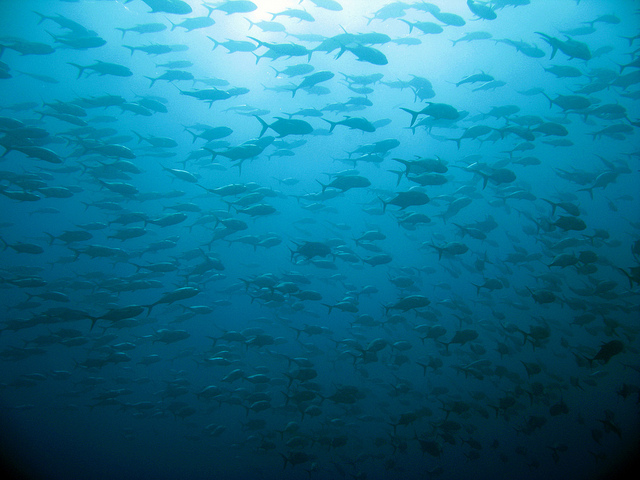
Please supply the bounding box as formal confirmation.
[0,1,638,479]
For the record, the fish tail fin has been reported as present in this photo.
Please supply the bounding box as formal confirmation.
[123,45,136,56]
[203,3,215,17]
[44,232,55,246]
[477,171,489,189]
[322,118,337,132]
[577,186,594,200]
[247,36,263,47]
[144,76,156,88]
[89,316,98,332]
[317,180,328,193]
[471,283,481,295]
[387,170,404,187]
[399,19,413,33]
[207,36,219,50]
[132,130,144,144]
[447,137,462,149]
[321,303,333,314]
[279,453,289,470]
[166,16,177,31]
[254,115,269,137]
[542,198,557,215]
[67,63,85,79]
[130,263,142,273]
[185,129,198,143]
[400,107,420,127]
[115,28,127,39]
[378,196,388,212]
[616,268,634,289]
[32,11,48,24]
[244,17,254,29]
[334,45,347,60]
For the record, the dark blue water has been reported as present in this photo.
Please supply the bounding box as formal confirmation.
[0,1,639,479]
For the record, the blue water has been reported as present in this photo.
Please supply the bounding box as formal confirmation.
[0,1,639,479]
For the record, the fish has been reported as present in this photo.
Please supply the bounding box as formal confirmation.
[535,32,592,60]
[67,60,133,78]
[0,2,637,479]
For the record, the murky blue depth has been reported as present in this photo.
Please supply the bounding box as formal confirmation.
[0,1,639,479]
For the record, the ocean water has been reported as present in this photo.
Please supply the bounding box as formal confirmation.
[0,0,639,479]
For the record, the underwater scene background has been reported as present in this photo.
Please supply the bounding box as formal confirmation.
[0,0,639,479]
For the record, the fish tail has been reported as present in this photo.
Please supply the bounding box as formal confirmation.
[185,129,198,143]
[247,36,263,47]
[144,76,157,88]
[387,170,404,187]
[616,268,633,289]
[132,130,144,144]
[89,316,98,331]
[44,232,55,246]
[244,17,254,29]
[165,16,177,31]
[542,198,557,215]
[115,28,127,39]
[67,63,86,79]
[378,196,388,212]
[207,36,219,50]
[400,107,419,127]
[478,171,489,189]
[321,303,333,314]
[254,115,269,137]
[203,3,215,17]
[130,263,142,273]
[322,118,337,132]
[32,11,48,24]
[123,45,136,56]
[577,186,594,200]
[448,137,462,149]
[399,19,413,33]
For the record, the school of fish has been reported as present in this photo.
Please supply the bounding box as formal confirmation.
[0,0,639,479]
